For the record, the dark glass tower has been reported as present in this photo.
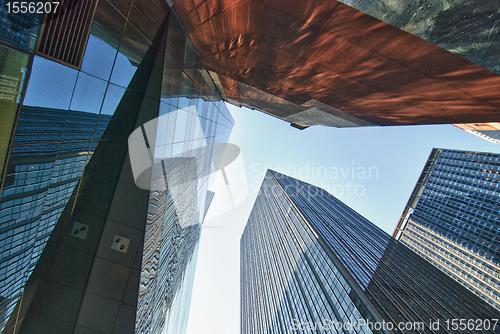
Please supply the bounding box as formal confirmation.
[394,149,500,310]
[0,3,234,333]
[241,170,500,334]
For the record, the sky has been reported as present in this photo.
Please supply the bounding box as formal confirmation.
[185,103,500,334]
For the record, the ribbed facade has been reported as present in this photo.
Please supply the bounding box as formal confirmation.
[37,0,98,67]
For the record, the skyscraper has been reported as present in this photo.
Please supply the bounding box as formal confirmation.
[0,4,233,334]
[393,148,500,310]
[241,170,500,333]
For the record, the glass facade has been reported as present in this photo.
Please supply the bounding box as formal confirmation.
[0,2,233,334]
[0,106,111,328]
[241,172,382,334]
[135,10,234,334]
[0,45,30,180]
[478,131,500,143]
[241,170,500,334]
[0,2,41,51]
[394,148,500,310]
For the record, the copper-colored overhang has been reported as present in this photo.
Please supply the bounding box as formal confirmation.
[172,0,500,126]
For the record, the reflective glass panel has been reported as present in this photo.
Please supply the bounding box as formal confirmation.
[0,1,42,51]
[0,45,29,179]
[100,83,126,116]
[23,56,78,110]
[110,23,149,88]
[69,72,107,114]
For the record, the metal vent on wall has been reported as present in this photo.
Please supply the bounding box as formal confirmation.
[37,0,98,68]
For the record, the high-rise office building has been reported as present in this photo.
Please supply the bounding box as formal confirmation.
[241,170,500,333]
[393,149,500,311]
[0,3,233,334]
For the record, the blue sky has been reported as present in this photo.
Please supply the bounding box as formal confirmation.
[186,103,500,334]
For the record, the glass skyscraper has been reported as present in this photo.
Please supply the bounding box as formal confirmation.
[241,170,500,333]
[394,148,500,311]
[0,3,233,334]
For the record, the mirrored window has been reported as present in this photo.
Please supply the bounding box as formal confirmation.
[100,83,126,116]
[23,56,78,110]
[0,2,42,51]
[70,73,107,114]
[110,23,149,88]
[80,35,118,81]
[0,45,30,178]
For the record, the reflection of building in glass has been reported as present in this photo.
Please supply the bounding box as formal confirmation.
[0,3,233,334]
[0,44,30,179]
[0,106,111,328]
[241,170,500,334]
[0,2,41,51]
[453,123,500,144]
[37,0,97,67]
[137,157,202,334]
[394,149,500,310]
